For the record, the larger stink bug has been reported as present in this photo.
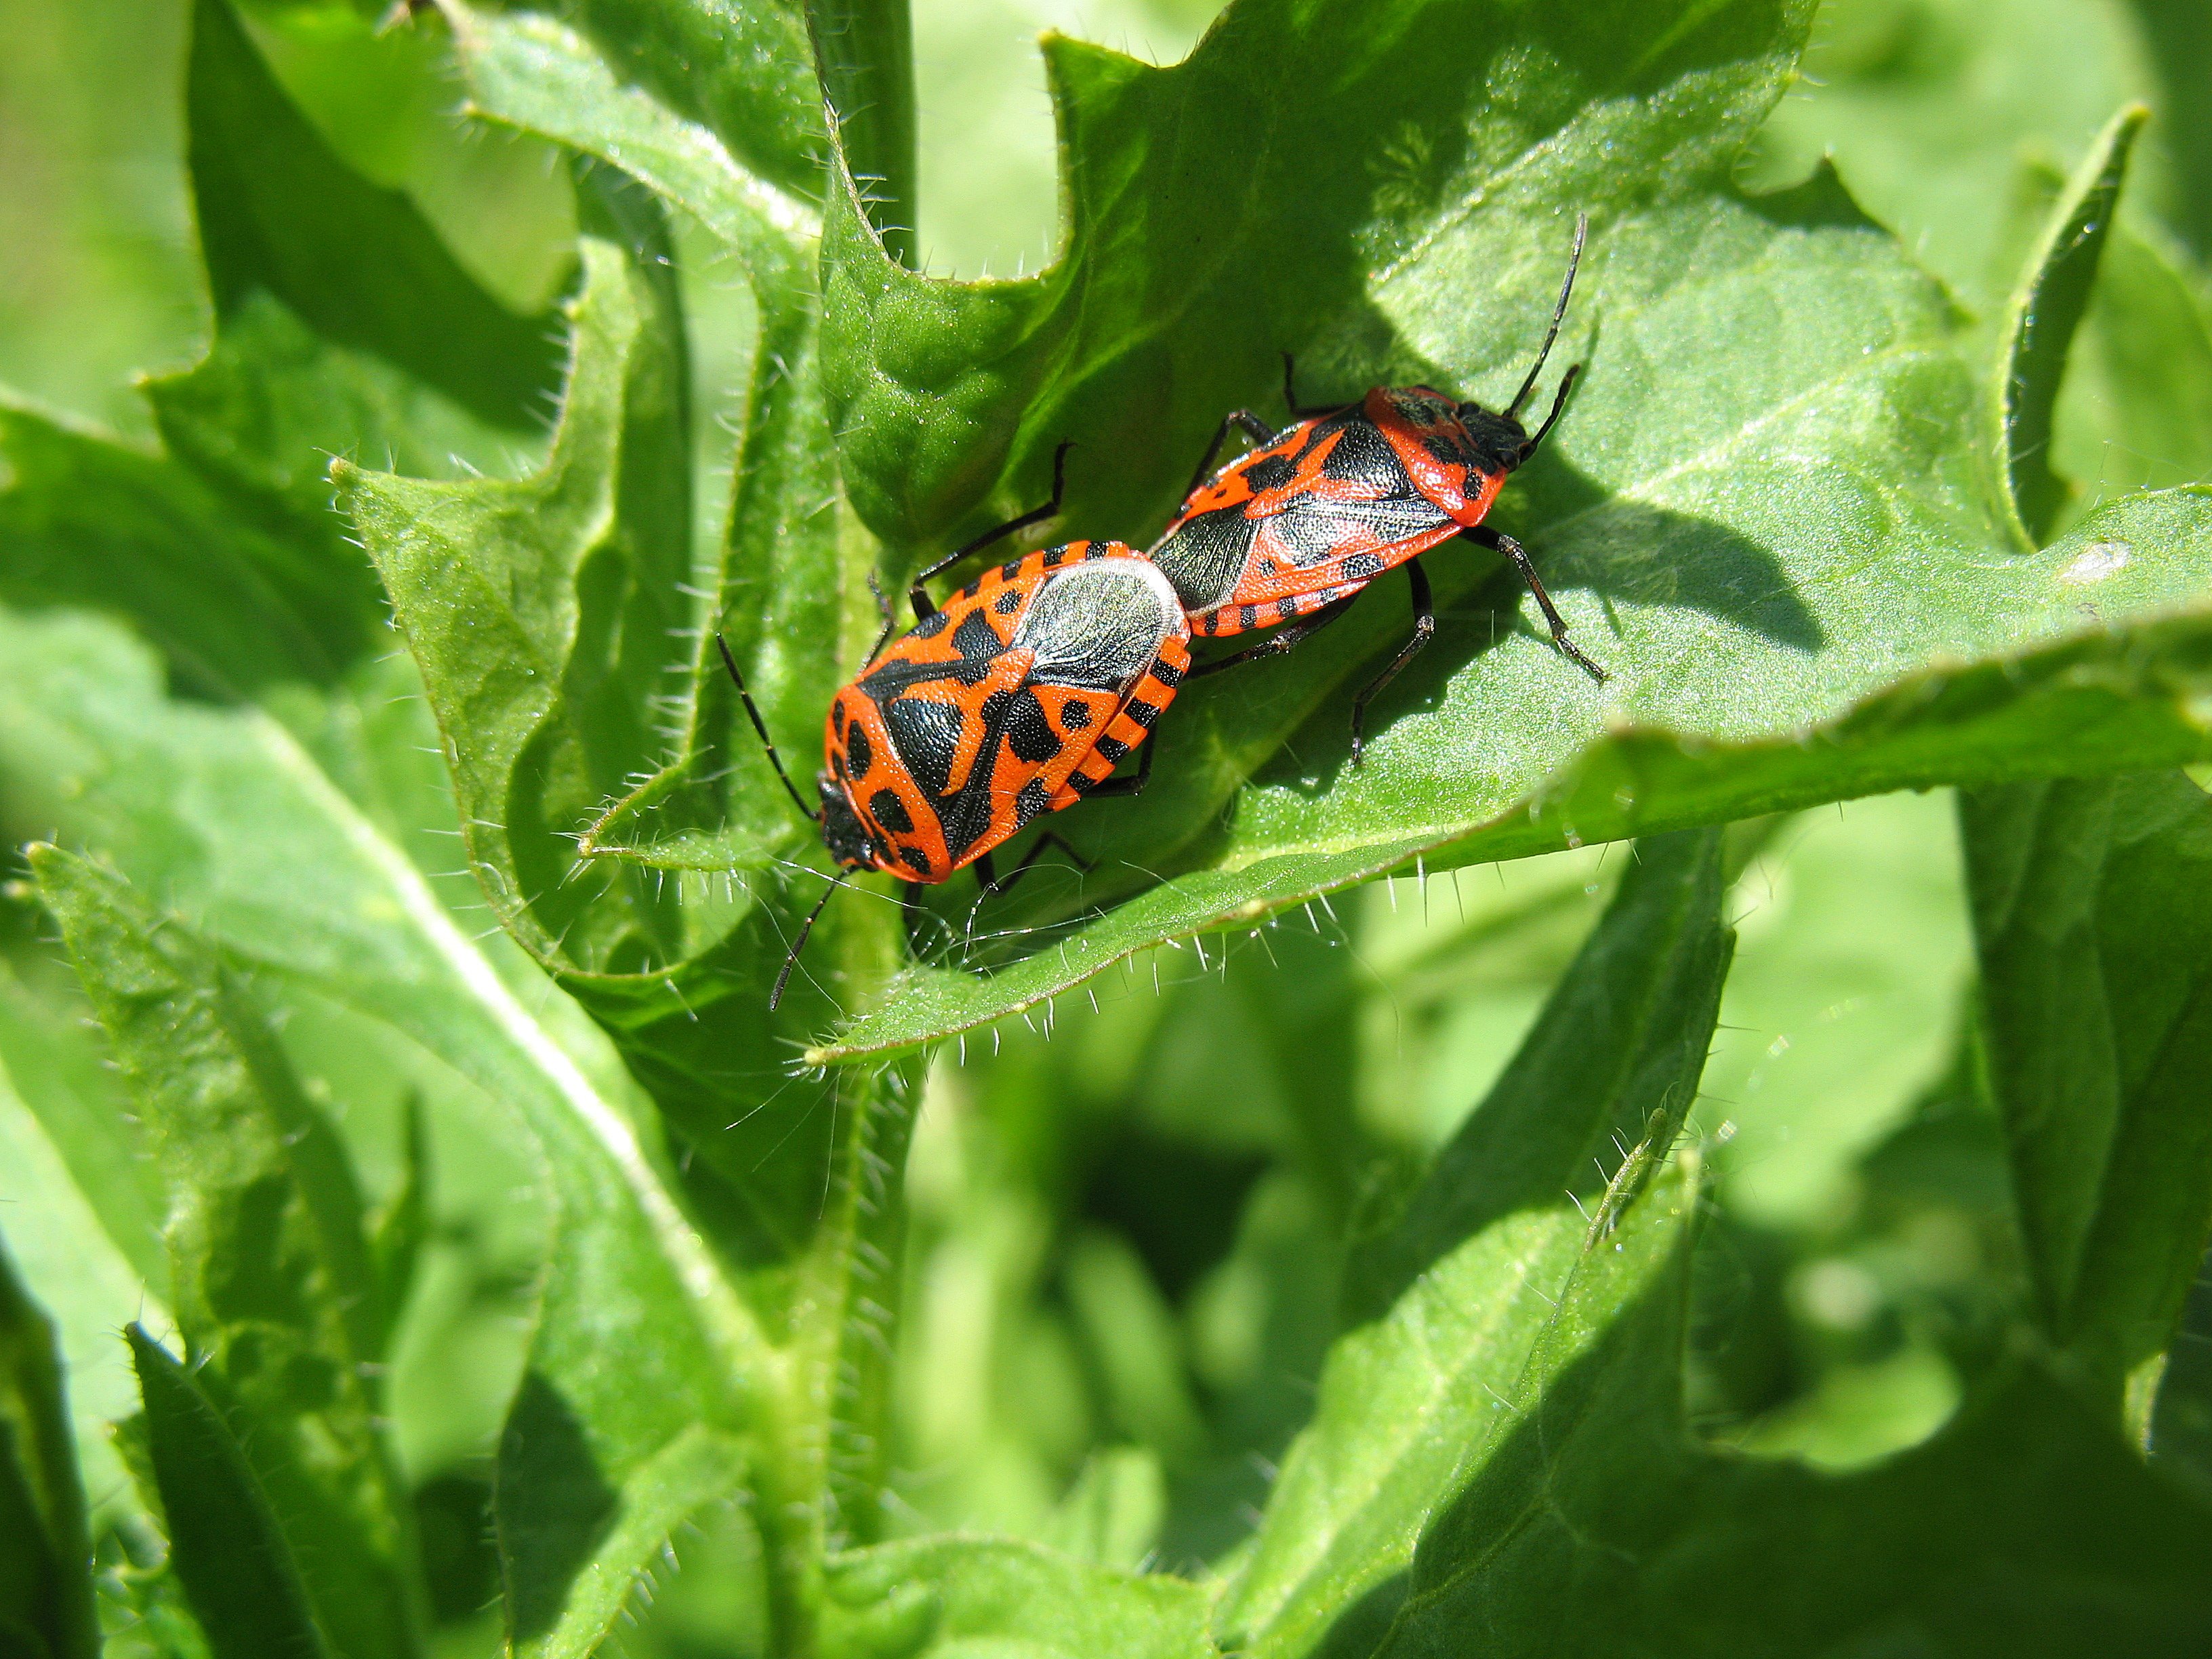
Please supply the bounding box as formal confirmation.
[1149,215,1603,763]
[723,493,1189,1006]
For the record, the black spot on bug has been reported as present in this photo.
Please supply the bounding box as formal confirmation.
[1245,453,1297,493]
[1343,551,1387,579]
[832,699,848,738]
[1061,701,1093,731]
[1001,559,1023,581]
[912,609,950,638]
[1277,598,1301,622]
[869,788,914,833]
[844,722,874,780]
[1015,778,1052,825]
[994,588,1024,615]
[1042,546,1068,567]
[1093,734,1130,764]
[1320,419,1398,485]
[899,843,933,878]
[1240,605,1258,632]
[953,611,1010,672]
[1006,692,1063,764]
[1151,658,1183,689]
[1124,698,1160,729]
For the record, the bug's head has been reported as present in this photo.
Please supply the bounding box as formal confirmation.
[815,771,880,871]
[1446,401,1534,474]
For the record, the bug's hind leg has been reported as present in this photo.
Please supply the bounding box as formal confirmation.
[1076,734,1154,799]
[1462,524,1607,684]
[909,440,1074,621]
[1281,352,1344,419]
[1187,592,1361,679]
[1179,409,1282,504]
[1348,558,1435,768]
[982,832,1092,897]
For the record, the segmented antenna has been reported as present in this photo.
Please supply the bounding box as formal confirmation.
[1506,213,1589,423]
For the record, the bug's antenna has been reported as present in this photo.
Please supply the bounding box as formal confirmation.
[1507,212,1589,422]
[770,878,840,1010]
[718,633,819,823]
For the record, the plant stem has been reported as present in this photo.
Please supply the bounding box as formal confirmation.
[806,0,918,269]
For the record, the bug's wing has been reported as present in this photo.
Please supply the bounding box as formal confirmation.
[963,558,1189,843]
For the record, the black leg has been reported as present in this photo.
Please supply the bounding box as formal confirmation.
[1187,591,1362,679]
[983,832,1092,896]
[1179,409,1280,505]
[862,572,898,665]
[1078,732,1155,798]
[972,851,998,893]
[1280,352,1342,420]
[1463,524,1607,683]
[1348,558,1435,768]
[909,440,1073,621]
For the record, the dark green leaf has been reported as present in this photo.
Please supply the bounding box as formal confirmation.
[187,0,564,431]
[1996,104,2146,547]
[2130,0,2212,258]
[818,1536,1212,1659]
[124,1326,329,1659]
[1959,771,2212,1408]
[0,400,366,698]
[0,1008,166,1540]
[1218,828,1731,1656]
[0,608,767,1658]
[30,848,422,1659]
[367,1094,427,1356]
[1360,1164,2212,1658]
[0,1233,98,1659]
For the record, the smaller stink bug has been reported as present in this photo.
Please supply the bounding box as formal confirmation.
[722,523,1190,1006]
[1149,214,1603,763]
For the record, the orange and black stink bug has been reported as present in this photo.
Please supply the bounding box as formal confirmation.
[1150,215,1603,763]
[722,529,1190,1007]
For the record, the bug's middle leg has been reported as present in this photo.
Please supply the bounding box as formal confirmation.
[1461,524,1607,684]
[1348,557,1435,767]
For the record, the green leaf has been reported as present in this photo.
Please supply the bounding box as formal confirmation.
[124,1326,330,1659]
[1959,771,2212,1407]
[1996,104,2147,548]
[529,0,823,203]
[0,1233,98,1659]
[186,0,564,431]
[337,218,700,980]
[30,847,422,1659]
[0,610,766,1658]
[0,400,369,699]
[1217,827,1731,1657]
[817,1536,1212,1659]
[2051,204,2212,517]
[773,0,2212,1059]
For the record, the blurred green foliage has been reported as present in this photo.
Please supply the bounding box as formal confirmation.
[2,0,2212,1655]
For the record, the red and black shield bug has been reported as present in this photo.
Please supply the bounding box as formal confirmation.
[1149,214,1603,763]
[721,529,1191,1007]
